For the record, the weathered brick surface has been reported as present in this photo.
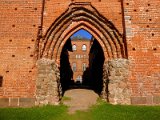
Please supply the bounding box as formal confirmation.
[124,0,160,104]
[0,0,41,99]
[0,0,159,106]
[69,39,91,82]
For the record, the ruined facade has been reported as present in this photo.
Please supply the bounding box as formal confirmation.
[0,0,160,107]
[69,38,91,83]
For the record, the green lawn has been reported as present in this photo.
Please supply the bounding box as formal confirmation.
[0,101,160,120]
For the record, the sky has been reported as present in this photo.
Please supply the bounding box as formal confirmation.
[70,29,92,39]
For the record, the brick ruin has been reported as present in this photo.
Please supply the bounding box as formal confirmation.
[0,0,159,107]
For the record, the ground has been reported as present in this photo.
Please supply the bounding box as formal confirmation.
[62,89,99,113]
[0,94,160,120]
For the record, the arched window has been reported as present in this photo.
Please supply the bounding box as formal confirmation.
[82,44,87,51]
[72,44,76,51]
[82,63,86,72]
[72,63,76,72]
[76,75,82,83]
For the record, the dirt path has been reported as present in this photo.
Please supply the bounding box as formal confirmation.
[63,89,99,114]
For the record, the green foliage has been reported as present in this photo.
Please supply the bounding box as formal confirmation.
[0,102,160,120]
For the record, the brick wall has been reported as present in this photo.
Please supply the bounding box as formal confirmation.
[69,39,91,82]
[42,0,123,36]
[0,0,42,106]
[124,0,160,104]
[0,0,159,106]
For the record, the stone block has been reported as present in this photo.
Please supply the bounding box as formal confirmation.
[10,98,18,107]
[146,96,153,105]
[153,96,160,104]
[0,98,9,107]
[19,98,35,107]
[119,82,127,88]
[115,71,121,76]
[131,97,146,104]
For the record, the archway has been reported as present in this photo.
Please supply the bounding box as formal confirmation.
[39,2,127,60]
[36,2,130,105]
[59,29,105,96]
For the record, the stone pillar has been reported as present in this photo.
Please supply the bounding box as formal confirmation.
[101,63,109,101]
[106,59,131,104]
[36,58,61,105]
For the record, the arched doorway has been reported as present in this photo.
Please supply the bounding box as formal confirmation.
[36,2,130,105]
[59,29,105,96]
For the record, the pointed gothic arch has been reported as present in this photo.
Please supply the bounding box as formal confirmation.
[39,2,127,62]
[36,2,130,105]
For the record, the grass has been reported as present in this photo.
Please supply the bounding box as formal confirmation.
[61,96,71,101]
[0,101,160,120]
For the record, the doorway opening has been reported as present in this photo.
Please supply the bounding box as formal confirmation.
[36,2,130,105]
[60,29,105,96]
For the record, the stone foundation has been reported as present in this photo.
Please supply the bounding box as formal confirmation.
[105,59,131,104]
[131,96,160,105]
[36,58,131,105]
[0,98,35,107]
[36,58,61,105]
